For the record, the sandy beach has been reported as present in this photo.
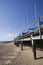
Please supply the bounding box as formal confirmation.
[0,42,43,65]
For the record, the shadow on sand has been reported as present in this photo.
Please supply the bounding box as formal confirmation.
[35,40,43,60]
[36,57,43,60]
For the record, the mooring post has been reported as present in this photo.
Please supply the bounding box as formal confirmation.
[33,40,36,59]
[21,40,23,50]
[31,35,36,59]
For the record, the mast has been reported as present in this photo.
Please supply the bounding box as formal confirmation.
[34,1,37,19]
[26,9,29,29]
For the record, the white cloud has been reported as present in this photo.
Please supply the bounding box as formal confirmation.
[0,33,18,41]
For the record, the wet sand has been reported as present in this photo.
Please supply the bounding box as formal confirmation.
[0,42,43,65]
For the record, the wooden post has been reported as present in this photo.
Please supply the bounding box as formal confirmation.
[32,40,36,59]
[21,40,23,50]
[31,35,36,59]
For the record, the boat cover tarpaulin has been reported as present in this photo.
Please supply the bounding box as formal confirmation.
[22,27,38,35]
[40,21,43,25]
[22,31,29,35]
[22,21,43,35]
[28,26,38,30]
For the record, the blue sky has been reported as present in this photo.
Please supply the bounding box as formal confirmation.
[0,0,43,41]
